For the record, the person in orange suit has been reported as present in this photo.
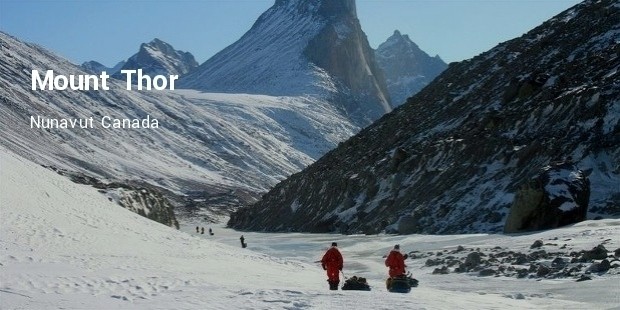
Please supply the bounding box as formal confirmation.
[385,244,406,278]
[321,242,343,290]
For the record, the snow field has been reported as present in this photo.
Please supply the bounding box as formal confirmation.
[2,149,619,309]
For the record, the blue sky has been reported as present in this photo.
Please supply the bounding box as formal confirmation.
[0,0,581,66]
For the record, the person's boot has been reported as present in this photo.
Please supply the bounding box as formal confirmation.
[328,280,338,290]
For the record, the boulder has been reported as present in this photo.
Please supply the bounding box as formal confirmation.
[530,240,544,249]
[479,269,496,277]
[432,266,450,275]
[588,259,611,273]
[582,244,609,261]
[504,161,590,233]
[463,252,483,270]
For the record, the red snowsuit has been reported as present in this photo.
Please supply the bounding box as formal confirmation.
[321,247,343,283]
[385,249,406,277]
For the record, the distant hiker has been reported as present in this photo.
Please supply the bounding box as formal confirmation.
[209,228,214,236]
[321,242,343,290]
[196,226,199,233]
[385,244,406,278]
[201,227,205,235]
[240,235,247,248]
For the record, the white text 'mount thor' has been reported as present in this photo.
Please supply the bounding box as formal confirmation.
[31,70,178,91]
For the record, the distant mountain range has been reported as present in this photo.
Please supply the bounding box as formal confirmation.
[81,38,198,83]
[81,6,445,121]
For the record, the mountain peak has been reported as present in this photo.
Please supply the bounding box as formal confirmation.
[318,0,356,17]
[375,31,447,105]
[114,38,198,80]
[180,0,390,125]
[273,0,356,17]
[150,38,165,44]
[382,30,417,48]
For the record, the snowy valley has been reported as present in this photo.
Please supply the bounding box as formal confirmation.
[1,149,619,309]
[1,0,619,308]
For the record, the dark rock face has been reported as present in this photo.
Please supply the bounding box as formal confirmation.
[228,0,620,234]
[375,30,447,106]
[304,1,392,122]
[111,186,180,229]
[114,38,197,82]
[180,0,391,125]
[505,162,590,233]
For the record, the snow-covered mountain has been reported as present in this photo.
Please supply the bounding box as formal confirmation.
[228,0,620,234]
[375,30,447,105]
[0,31,358,223]
[2,148,618,309]
[113,38,198,81]
[179,0,392,125]
[81,60,125,75]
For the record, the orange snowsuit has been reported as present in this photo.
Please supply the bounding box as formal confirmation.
[385,250,406,277]
[321,247,343,283]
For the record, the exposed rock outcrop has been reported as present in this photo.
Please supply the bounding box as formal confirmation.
[504,162,590,233]
[106,186,179,229]
[55,169,179,229]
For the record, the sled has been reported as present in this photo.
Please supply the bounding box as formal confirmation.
[341,276,371,291]
[386,274,418,293]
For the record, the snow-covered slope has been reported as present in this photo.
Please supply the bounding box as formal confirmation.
[180,0,392,125]
[229,0,620,234]
[0,148,322,308]
[0,31,358,208]
[375,30,447,106]
[114,38,197,80]
[2,148,618,309]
